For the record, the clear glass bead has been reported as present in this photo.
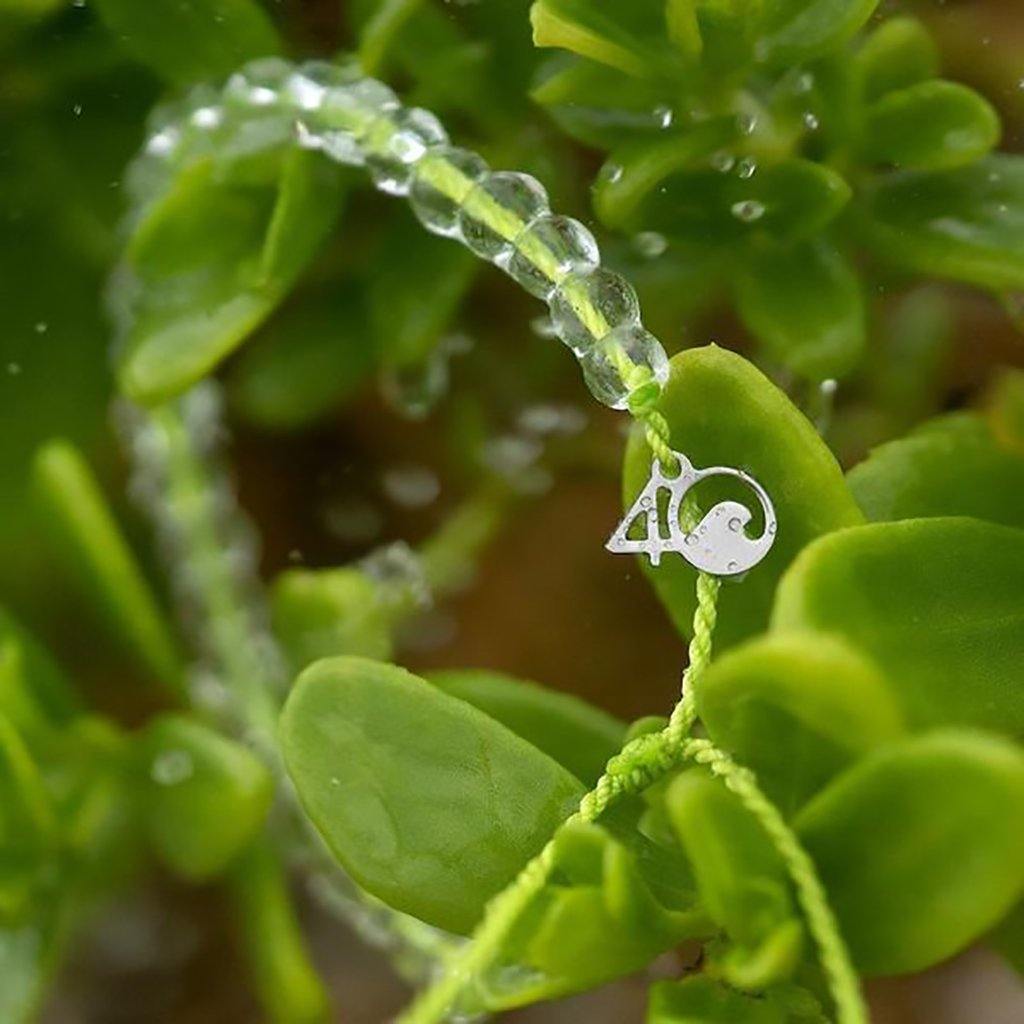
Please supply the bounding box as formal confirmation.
[318,79,399,135]
[409,146,488,237]
[224,57,292,109]
[457,172,550,264]
[580,324,669,410]
[549,268,641,355]
[365,107,448,196]
[506,215,600,299]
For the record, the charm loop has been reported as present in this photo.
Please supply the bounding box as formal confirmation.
[606,449,777,576]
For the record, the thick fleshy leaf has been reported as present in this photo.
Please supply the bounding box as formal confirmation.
[271,569,394,671]
[772,518,1024,736]
[623,346,863,649]
[427,669,625,785]
[755,0,880,67]
[118,150,343,405]
[648,975,822,1023]
[142,715,273,881]
[852,16,939,103]
[860,155,1024,291]
[92,0,281,86]
[529,0,678,78]
[665,769,802,990]
[848,413,1024,529]
[796,730,1024,975]
[735,239,865,380]
[229,287,375,431]
[32,441,182,695]
[861,81,999,171]
[614,158,850,244]
[280,657,585,934]
[990,901,1024,977]
[696,632,903,816]
[491,819,708,1007]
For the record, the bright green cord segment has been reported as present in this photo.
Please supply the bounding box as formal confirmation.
[398,558,865,1024]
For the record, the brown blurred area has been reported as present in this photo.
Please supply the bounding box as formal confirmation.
[35,0,1024,1020]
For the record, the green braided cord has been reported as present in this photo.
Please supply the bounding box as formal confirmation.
[683,739,867,1024]
[397,570,723,1024]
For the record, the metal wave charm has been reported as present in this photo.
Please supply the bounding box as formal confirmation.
[606,449,777,576]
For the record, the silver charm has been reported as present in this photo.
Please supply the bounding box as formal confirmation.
[606,449,777,576]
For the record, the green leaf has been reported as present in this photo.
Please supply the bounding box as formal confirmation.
[848,413,1024,529]
[280,657,585,934]
[989,367,1024,454]
[665,769,802,990]
[493,819,708,1005]
[796,730,1024,975]
[227,840,330,1024]
[117,150,343,405]
[648,975,821,1023]
[772,517,1024,736]
[369,219,478,369]
[853,16,939,103]
[142,714,273,881]
[860,155,1024,291]
[427,669,625,785]
[990,901,1024,976]
[531,58,678,149]
[228,287,375,431]
[92,0,281,86]
[271,569,394,671]
[612,157,850,244]
[735,239,865,380]
[623,346,863,649]
[32,440,183,695]
[696,632,903,816]
[0,609,79,729]
[529,0,677,79]
[755,0,880,67]
[0,919,64,1024]
[861,81,1000,171]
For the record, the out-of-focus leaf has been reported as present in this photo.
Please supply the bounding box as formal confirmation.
[665,769,802,990]
[796,730,1024,975]
[623,346,863,649]
[427,669,624,785]
[735,239,865,380]
[861,81,999,171]
[0,917,64,1024]
[988,367,1024,455]
[529,0,677,79]
[227,840,330,1024]
[271,569,394,671]
[280,657,585,935]
[0,610,78,728]
[755,0,880,67]
[32,440,182,695]
[92,0,281,86]
[229,286,375,431]
[772,518,1024,736]
[848,413,1024,529]
[696,632,903,816]
[860,155,1024,291]
[853,17,939,103]
[117,150,343,405]
[369,219,478,369]
[142,714,272,881]
[990,901,1024,976]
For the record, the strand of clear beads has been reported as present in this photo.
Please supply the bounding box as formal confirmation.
[131,56,670,416]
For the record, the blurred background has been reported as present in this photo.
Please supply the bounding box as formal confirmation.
[2,0,1024,1020]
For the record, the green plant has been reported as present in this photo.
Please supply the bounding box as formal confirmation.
[2,2,1024,1023]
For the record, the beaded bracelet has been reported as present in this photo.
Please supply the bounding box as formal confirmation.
[130,56,777,577]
